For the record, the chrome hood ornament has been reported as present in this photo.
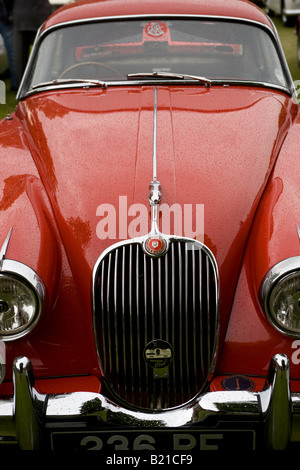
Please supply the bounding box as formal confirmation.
[144,87,167,257]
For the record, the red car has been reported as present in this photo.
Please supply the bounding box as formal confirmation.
[0,0,299,452]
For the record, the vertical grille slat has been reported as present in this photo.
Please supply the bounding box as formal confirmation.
[192,245,198,384]
[121,246,127,400]
[106,253,112,373]
[171,243,177,407]
[113,250,120,394]
[185,243,191,399]
[136,244,142,406]
[199,248,205,376]
[128,244,134,402]
[206,256,211,365]
[94,239,218,411]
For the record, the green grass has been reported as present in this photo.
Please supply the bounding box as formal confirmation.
[271,15,300,81]
[0,8,299,120]
[1,82,18,118]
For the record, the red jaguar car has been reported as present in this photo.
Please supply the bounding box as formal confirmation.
[0,0,299,452]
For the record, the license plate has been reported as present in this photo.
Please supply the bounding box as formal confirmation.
[50,428,255,451]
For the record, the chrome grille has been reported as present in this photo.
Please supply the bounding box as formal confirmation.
[93,239,218,410]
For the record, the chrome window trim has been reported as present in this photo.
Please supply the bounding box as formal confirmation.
[17,14,294,99]
[36,14,282,38]
[260,256,300,338]
[20,80,293,99]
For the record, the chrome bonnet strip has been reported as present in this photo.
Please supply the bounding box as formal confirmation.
[153,87,158,183]
[148,87,161,236]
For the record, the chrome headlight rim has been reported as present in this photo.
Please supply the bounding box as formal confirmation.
[260,256,300,338]
[0,259,45,341]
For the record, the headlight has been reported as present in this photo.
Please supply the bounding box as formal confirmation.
[0,275,37,335]
[260,257,300,337]
[0,260,44,341]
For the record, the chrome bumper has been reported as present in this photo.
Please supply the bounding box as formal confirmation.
[0,354,299,450]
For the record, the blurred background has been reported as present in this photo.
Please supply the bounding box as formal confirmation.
[0,1,299,118]
[258,2,300,81]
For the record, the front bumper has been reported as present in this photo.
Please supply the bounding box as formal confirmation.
[0,354,299,451]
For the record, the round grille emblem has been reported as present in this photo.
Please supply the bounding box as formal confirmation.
[144,235,166,256]
[144,340,174,369]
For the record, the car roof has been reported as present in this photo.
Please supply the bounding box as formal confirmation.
[43,0,274,32]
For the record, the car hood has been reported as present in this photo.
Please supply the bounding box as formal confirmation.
[17,85,292,338]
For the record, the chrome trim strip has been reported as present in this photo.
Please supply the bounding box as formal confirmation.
[297,224,300,241]
[106,252,112,373]
[0,228,13,265]
[113,248,119,392]
[21,81,292,99]
[17,14,294,99]
[100,260,106,371]
[149,87,162,237]
[136,244,142,405]
[153,87,158,183]
[0,260,45,299]
[121,246,127,396]
[37,14,282,38]
[260,256,300,302]
[129,243,134,400]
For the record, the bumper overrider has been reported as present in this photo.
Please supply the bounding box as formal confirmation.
[0,354,299,451]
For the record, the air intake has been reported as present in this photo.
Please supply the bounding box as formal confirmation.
[93,237,219,410]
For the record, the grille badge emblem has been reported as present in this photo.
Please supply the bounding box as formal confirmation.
[144,235,166,256]
[144,340,174,370]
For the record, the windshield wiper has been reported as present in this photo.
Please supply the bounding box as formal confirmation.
[127,71,212,87]
[31,78,108,90]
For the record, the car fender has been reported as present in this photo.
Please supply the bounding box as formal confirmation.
[219,107,300,378]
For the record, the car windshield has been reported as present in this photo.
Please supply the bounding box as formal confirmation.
[26,18,289,90]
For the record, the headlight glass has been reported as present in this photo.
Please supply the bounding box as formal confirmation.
[0,274,38,337]
[269,272,300,334]
[261,257,300,337]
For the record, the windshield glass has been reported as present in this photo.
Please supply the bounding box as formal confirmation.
[26,18,289,90]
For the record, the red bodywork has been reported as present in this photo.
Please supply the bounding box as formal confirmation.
[1,0,300,450]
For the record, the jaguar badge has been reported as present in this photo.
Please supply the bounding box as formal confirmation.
[144,235,167,256]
